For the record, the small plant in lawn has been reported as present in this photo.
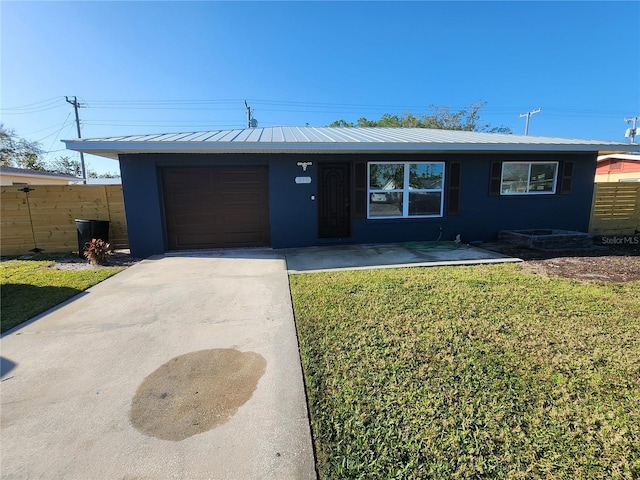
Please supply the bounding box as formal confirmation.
[84,238,111,265]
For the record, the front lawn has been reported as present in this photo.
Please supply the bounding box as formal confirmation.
[290,264,640,479]
[1,254,124,333]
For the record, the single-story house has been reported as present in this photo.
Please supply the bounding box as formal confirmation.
[0,166,80,186]
[595,153,640,182]
[63,127,637,258]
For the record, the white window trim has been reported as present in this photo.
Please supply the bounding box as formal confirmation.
[501,161,559,195]
[367,161,445,219]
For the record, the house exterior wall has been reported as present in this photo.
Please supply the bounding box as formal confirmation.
[595,159,640,182]
[348,152,595,244]
[119,155,166,257]
[0,173,73,186]
[119,152,597,258]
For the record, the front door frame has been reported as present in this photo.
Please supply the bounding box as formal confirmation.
[318,162,351,238]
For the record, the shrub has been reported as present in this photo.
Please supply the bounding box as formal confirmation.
[83,238,111,265]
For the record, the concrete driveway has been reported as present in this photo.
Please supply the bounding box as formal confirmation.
[1,250,316,480]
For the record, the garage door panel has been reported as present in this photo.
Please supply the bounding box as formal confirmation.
[174,213,217,227]
[175,234,221,248]
[223,231,268,246]
[222,212,267,225]
[218,170,267,184]
[162,167,270,250]
[169,194,217,209]
[221,191,268,206]
[165,171,214,188]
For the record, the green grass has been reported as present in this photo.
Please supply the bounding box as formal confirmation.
[290,264,640,479]
[1,254,124,333]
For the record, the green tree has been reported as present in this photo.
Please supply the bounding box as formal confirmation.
[0,125,120,178]
[49,156,120,179]
[48,156,82,177]
[329,101,512,133]
[0,124,46,170]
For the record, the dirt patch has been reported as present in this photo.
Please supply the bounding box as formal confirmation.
[130,349,267,441]
[482,242,640,282]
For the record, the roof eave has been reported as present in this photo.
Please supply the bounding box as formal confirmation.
[64,140,640,160]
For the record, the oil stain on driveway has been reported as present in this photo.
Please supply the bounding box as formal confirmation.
[130,349,267,441]
[0,250,316,480]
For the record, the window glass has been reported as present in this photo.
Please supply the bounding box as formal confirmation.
[369,192,403,217]
[409,164,443,190]
[369,164,404,190]
[409,192,441,216]
[501,163,529,194]
[529,163,556,192]
[368,162,444,218]
[501,162,558,195]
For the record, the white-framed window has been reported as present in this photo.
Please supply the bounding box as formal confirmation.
[368,162,445,218]
[501,162,558,195]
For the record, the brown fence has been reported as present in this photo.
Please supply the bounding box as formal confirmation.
[589,182,640,235]
[1,185,128,256]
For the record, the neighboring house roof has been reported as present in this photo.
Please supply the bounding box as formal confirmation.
[0,165,80,181]
[597,153,640,162]
[62,127,639,160]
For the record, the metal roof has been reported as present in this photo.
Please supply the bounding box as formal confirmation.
[62,126,639,160]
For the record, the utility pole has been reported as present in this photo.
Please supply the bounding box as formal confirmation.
[519,108,541,136]
[624,116,639,143]
[65,96,87,183]
[244,100,258,128]
[244,100,252,128]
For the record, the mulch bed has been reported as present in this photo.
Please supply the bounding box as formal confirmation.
[482,242,640,282]
[50,250,143,270]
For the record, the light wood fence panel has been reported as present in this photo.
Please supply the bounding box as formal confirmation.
[589,182,640,235]
[1,185,128,256]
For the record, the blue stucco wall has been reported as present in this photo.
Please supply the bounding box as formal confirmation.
[119,155,165,258]
[118,152,596,257]
[268,158,318,248]
[351,153,596,244]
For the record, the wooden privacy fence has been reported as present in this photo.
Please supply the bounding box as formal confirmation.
[1,185,128,256]
[590,182,640,235]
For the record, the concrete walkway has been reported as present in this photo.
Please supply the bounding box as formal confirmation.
[285,242,521,273]
[1,250,316,480]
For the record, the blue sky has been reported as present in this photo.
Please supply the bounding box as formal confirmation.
[2,1,639,175]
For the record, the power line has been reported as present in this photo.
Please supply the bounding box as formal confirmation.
[35,117,74,143]
[0,103,68,115]
[0,97,64,111]
[2,96,633,119]
[22,120,76,136]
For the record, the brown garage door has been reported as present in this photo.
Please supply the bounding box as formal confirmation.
[162,167,270,250]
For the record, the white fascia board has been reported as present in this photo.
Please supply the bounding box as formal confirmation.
[63,140,639,160]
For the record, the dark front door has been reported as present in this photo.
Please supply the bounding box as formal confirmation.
[318,163,351,238]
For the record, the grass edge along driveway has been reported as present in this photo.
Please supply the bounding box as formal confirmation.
[290,263,640,480]
[1,255,124,334]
